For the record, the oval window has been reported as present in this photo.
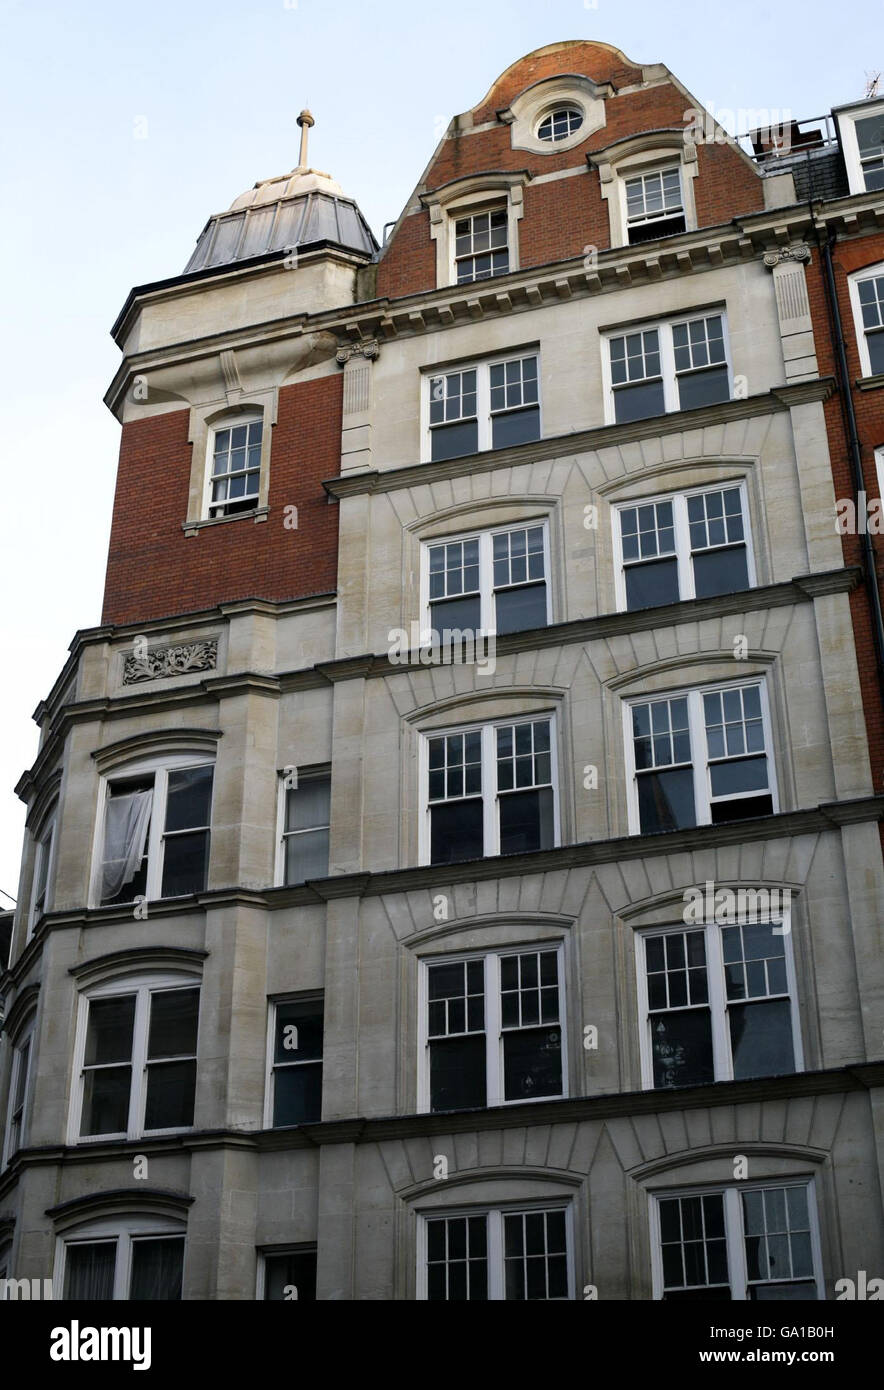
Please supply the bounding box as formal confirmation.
[537,107,584,143]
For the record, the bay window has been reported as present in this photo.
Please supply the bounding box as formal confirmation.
[422,715,558,865]
[59,1218,185,1300]
[28,808,57,934]
[98,760,213,906]
[2,1020,34,1165]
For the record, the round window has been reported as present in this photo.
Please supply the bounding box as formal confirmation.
[537,106,584,143]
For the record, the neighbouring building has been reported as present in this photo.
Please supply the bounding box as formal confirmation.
[1,40,883,1302]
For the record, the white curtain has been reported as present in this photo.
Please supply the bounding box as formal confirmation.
[101,789,152,900]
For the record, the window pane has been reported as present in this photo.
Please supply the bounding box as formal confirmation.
[264,1250,317,1301]
[144,1058,196,1130]
[273,1062,322,1125]
[430,1034,486,1111]
[625,557,680,609]
[81,1065,132,1136]
[729,999,794,1079]
[161,829,209,897]
[285,777,331,832]
[677,366,731,411]
[495,583,547,634]
[613,379,666,423]
[148,988,199,1059]
[430,420,479,461]
[692,546,749,598]
[85,995,135,1066]
[499,787,555,855]
[637,768,696,833]
[711,793,773,824]
[651,1009,714,1087]
[867,331,884,375]
[164,766,213,831]
[430,799,484,864]
[709,756,769,798]
[129,1238,184,1300]
[491,406,540,449]
[285,828,330,883]
[503,1025,562,1100]
[274,1002,324,1064]
[64,1242,116,1300]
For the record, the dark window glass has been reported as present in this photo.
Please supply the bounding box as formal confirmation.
[677,366,731,410]
[64,1242,116,1300]
[284,776,331,884]
[498,787,555,855]
[729,999,794,1079]
[273,1001,323,1125]
[867,330,884,375]
[430,1034,487,1111]
[129,1238,184,1300]
[651,1009,715,1087]
[160,833,209,897]
[494,584,547,634]
[81,1066,132,1136]
[144,987,199,1130]
[613,379,666,423]
[81,995,136,1136]
[503,1026,562,1101]
[709,756,769,798]
[692,546,749,598]
[164,766,213,832]
[430,799,484,864]
[85,995,136,1066]
[749,1281,818,1300]
[429,595,482,642]
[491,406,540,450]
[426,1217,488,1300]
[628,214,686,244]
[144,1059,196,1131]
[625,557,680,609]
[148,988,199,1058]
[430,420,479,461]
[711,793,773,824]
[637,768,697,833]
[264,1250,317,1301]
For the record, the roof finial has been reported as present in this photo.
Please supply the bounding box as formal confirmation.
[297,108,315,170]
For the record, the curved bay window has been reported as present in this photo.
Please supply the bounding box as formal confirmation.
[98,759,213,906]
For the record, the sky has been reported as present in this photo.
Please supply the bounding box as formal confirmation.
[0,0,879,902]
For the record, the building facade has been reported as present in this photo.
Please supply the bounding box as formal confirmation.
[2,40,884,1301]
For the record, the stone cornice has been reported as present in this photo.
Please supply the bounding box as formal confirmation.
[14,562,857,803]
[0,1064,880,1196]
[324,380,835,500]
[3,797,880,984]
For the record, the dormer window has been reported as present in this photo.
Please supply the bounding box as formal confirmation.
[625,166,686,244]
[454,207,509,283]
[536,106,583,143]
[836,101,884,195]
[208,416,262,518]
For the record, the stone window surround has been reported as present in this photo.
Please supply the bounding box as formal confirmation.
[497,73,611,156]
[422,173,530,289]
[590,129,699,249]
[52,1213,187,1302]
[184,390,278,533]
[834,98,884,197]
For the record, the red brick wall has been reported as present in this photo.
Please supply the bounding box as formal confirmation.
[805,233,884,795]
[101,375,342,626]
[376,42,764,300]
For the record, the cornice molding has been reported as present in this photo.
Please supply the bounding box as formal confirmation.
[323,380,836,499]
[91,726,223,773]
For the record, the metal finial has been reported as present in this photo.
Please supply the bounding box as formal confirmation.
[297,108,315,169]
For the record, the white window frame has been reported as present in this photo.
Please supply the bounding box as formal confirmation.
[418,713,560,865]
[420,350,542,463]
[419,519,552,639]
[621,163,685,242]
[417,1201,575,1300]
[622,678,779,836]
[68,971,200,1145]
[263,993,324,1129]
[2,1016,35,1167]
[28,808,58,937]
[837,101,884,195]
[201,411,264,521]
[612,481,756,611]
[847,263,884,379]
[417,941,567,1113]
[649,1179,824,1301]
[53,1215,186,1301]
[256,1244,318,1300]
[536,104,584,145]
[601,310,733,425]
[274,770,331,887]
[89,754,214,908]
[450,203,510,285]
[635,912,803,1091]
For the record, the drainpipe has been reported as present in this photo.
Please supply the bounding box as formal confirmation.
[818,225,884,696]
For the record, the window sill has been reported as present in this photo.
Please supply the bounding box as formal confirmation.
[856,373,884,392]
[183,506,269,536]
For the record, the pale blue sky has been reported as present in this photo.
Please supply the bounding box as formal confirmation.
[0,0,878,900]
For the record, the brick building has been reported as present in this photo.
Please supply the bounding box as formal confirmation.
[1,40,883,1301]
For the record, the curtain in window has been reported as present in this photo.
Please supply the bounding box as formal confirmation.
[129,1237,184,1300]
[101,790,153,901]
[64,1241,116,1299]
